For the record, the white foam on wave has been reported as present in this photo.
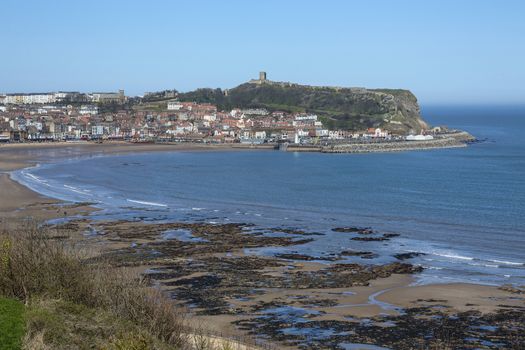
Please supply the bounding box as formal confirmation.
[426,249,523,270]
[484,264,499,268]
[490,259,523,266]
[192,207,204,211]
[64,184,92,196]
[468,262,499,268]
[127,199,168,207]
[433,252,474,261]
[25,172,47,184]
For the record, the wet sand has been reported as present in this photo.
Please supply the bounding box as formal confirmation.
[199,271,523,324]
[0,173,58,220]
[377,282,524,314]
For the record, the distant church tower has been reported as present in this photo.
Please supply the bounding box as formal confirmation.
[118,89,125,102]
[259,71,267,82]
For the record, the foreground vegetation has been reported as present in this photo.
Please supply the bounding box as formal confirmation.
[0,298,25,350]
[0,222,257,350]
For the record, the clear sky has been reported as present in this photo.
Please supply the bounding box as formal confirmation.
[1,0,524,104]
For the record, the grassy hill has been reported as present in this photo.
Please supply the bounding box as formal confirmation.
[177,81,429,134]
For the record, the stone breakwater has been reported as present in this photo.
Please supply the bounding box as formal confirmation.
[286,131,476,154]
[322,137,466,153]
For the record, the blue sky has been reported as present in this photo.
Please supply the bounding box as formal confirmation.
[1,0,524,104]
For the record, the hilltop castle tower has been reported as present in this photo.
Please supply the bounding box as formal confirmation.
[250,71,268,85]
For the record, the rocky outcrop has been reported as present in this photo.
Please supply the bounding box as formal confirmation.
[332,226,374,234]
[371,88,428,134]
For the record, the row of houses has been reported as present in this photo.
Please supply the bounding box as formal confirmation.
[0,90,126,105]
[0,98,396,144]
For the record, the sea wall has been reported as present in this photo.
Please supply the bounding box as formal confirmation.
[282,131,476,154]
[321,137,471,154]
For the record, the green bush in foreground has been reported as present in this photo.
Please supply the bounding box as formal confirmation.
[0,222,185,349]
[23,298,170,350]
[0,297,25,350]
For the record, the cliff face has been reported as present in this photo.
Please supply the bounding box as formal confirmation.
[369,88,429,134]
[178,81,429,134]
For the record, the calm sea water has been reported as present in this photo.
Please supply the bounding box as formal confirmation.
[13,105,525,286]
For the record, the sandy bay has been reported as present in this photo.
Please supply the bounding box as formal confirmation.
[1,141,523,349]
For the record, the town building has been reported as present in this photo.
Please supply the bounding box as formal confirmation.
[4,93,56,104]
[167,101,183,110]
[90,90,126,103]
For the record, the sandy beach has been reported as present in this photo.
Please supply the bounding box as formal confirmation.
[1,141,523,349]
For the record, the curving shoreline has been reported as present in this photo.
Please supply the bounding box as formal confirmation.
[1,141,524,349]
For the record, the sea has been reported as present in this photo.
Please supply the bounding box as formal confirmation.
[12,105,525,286]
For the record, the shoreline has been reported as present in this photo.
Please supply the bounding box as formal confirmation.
[1,141,523,349]
[0,129,476,158]
[0,141,274,173]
